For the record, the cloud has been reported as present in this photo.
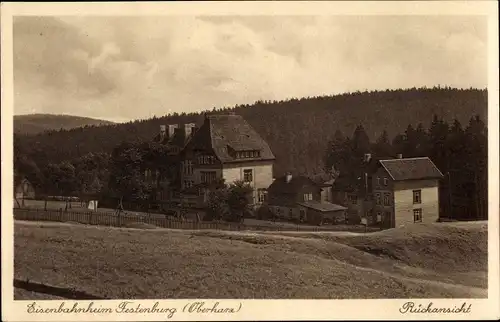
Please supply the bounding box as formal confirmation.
[13,15,487,122]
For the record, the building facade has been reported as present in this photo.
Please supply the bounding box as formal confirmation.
[178,114,275,208]
[374,157,443,228]
[333,155,443,228]
[15,178,36,200]
[267,173,347,225]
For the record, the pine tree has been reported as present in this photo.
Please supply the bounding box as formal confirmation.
[351,125,371,160]
[373,130,393,157]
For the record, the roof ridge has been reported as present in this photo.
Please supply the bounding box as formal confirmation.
[427,158,445,177]
[379,161,396,180]
[207,117,216,153]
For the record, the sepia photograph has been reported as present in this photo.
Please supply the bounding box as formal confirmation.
[2,1,499,321]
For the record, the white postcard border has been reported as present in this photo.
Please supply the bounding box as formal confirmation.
[1,1,499,321]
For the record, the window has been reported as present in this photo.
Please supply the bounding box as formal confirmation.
[243,169,253,182]
[375,193,381,205]
[376,212,382,223]
[377,177,381,186]
[413,190,422,204]
[348,194,357,205]
[144,169,152,182]
[383,177,389,186]
[304,193,313,201]
[383,193,391,206]
[184,180,194,189]
[235,150,260,159]
[198,155,215,165]
[201,171,217,184]
[258,189,267,203]
[183,160,193,175]
[413,208,422,222]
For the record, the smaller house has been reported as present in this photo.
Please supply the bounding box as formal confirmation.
[15,178,36,201]
[373,156,444,228]
[267,173,347,225]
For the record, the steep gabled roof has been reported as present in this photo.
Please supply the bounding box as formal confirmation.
[379,157,444,181]
[184,114,275,163]
[268,175,319,194]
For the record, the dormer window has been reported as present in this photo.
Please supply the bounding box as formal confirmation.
[235,150,261,159]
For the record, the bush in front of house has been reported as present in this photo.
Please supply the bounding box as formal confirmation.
[204,180,253,223]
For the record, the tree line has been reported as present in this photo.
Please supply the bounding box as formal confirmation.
[324,114,488,220]
[15,87,487,177]
[14,87,488,220]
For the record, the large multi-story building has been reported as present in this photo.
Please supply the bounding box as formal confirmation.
[147,113,275,208]
[178,113,275,207]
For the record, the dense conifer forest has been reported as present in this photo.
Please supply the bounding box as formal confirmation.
[14,87,488,220]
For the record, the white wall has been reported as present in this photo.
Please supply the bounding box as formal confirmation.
[393,179,440,227]
[222,161,274,204]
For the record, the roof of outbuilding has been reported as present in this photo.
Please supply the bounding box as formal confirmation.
[297,201,347,212]
[268,175,320,194]
[379,157,444,181]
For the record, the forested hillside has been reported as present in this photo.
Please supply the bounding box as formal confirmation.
[15,87,487,176]
[14,114,114,135]
[14,87,488,220]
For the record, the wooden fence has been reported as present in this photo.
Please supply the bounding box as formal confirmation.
[14,208,293,232]
[14,208,381,233]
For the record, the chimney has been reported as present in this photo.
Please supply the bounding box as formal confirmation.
[285,172,293,183]
[168,124,178,138]
[397,153,403,159]
[159,125,166,141]
[364,153,372,163]
[184,123,196,139]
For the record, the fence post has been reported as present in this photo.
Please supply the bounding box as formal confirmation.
[59,208,63,221]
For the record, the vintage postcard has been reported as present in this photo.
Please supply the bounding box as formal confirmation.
[1,1,499,321]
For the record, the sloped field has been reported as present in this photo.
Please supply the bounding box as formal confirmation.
[14,220,487,299]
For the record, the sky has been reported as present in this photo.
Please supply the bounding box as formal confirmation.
[13,15,487,123]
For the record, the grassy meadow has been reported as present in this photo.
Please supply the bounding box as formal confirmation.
[14,220,487,299]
